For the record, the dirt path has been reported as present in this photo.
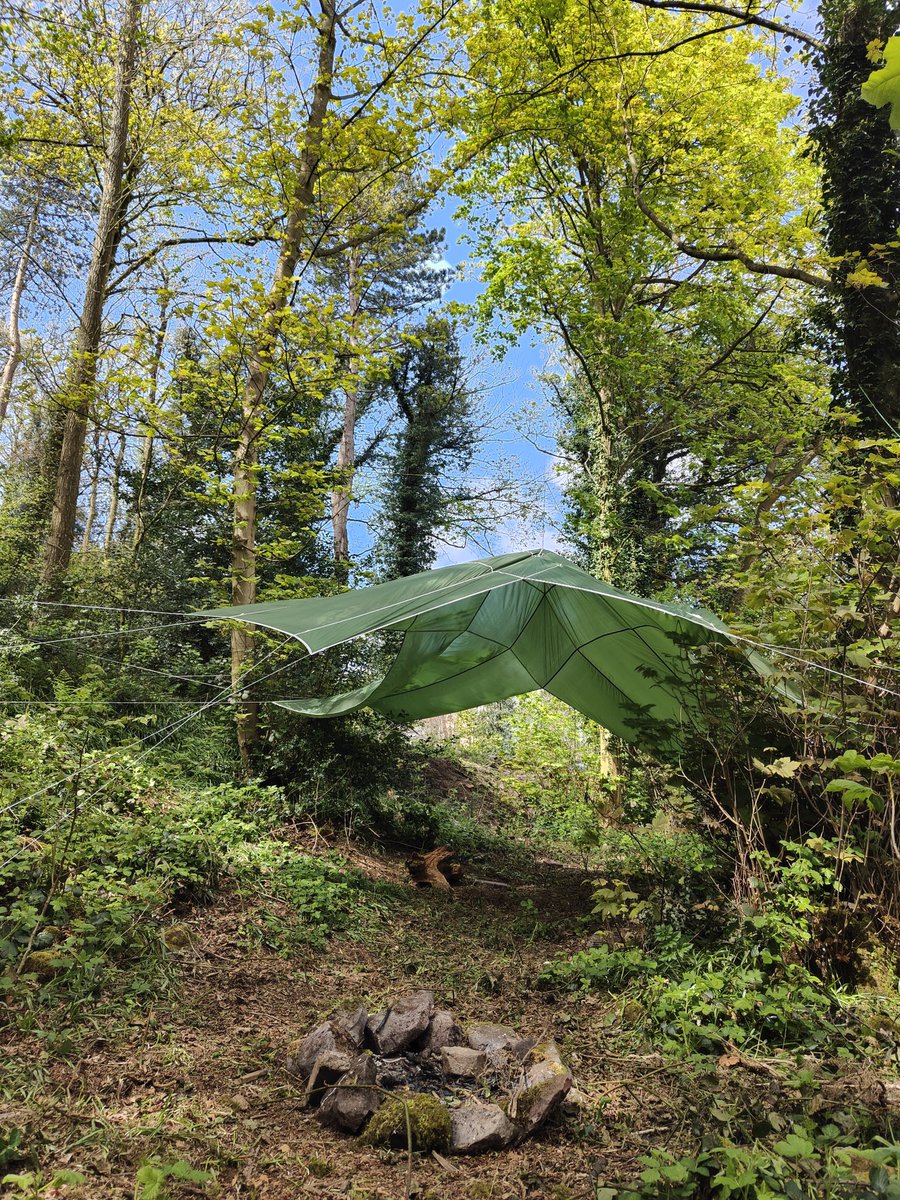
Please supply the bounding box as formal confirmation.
[2,839,669,1198]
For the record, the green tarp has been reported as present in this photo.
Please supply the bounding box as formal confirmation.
[200,549,759,745]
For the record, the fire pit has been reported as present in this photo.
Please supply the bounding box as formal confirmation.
[285,990,575,1155]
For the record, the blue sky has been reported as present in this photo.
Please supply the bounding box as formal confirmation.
[350,190,566,568]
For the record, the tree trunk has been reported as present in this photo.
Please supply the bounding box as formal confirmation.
[812,0,900,432]
[0,204,38,428]
[331,245,362,579]
[230,0,338,769]
[81,429,103,551]
[132,306,169,549]
[231,370,261,767]
[104,430,127,551]
[41,0,142,583]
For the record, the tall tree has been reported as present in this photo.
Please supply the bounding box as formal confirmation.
[0,147,91,450]
[810,0,900,433]
[623,0,900,432]
[319,209,449,577]
[224,0,338,765]
[216,0,458,764]
[375,316,476,579]
[453,0,827,589]
[40,0,142,582]
[0,202,38,427]
[2,0,249,581]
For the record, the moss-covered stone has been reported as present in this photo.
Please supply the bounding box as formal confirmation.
[621,999,645,1027]
[163,924,194,951]
[360,1092,451,1151]
[862,1011,900,1038]
[20,950,65,981]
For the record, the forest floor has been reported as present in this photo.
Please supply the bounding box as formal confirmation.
[2,781,899,1200]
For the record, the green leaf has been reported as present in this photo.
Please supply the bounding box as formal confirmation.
[2,1174,34,1188]
[773,1133,814,1158]
[870,1165,891,1191]
[862,37,900,129]
[824,778,876,808]
[135,1165,166,1200]
[831,750,870,772]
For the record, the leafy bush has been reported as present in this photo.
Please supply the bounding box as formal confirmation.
[646,961,835,1053]
[538,838,876,1052]
[262,707,442,841]
[577,826,730,938]
[133,1159,215,1200]
[540,944,659,991]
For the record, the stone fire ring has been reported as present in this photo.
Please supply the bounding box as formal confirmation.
[284,990,577,1155]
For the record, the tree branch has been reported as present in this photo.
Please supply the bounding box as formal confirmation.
[105,232,278,294]
[620,116,830,290]
[626,0,824,51]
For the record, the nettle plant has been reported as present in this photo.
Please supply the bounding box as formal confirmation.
[606,1131,900,1200]
[591,878,650,925]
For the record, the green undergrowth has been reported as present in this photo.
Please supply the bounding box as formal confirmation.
[0,706,527,1027]
[536,827,900,1199]
[606,1133,900,1200]
[3,696,899,1200]
[0,710,403,1020]
[539,833,900,1056]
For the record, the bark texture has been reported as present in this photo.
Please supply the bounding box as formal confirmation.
[0,204,38,428]
[41,0,141,583]
[331,246,362,577]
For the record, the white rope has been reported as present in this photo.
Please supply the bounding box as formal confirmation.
[724,634,900,701]
[0,598,193,617]
[88,650,227,687]
[0,703,222,873]
[4,558,897,718]
[0,645,300,823]
[0,618,210,653]
[0,699,202,706]
[25,617,210,647]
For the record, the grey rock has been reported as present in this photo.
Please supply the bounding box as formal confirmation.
[440,1046,487,1078]
[318,1054,382,1134]
[508,1037,537,1061]
[507,1041,572,1135]
[417,1008,464,1053]
[561,1087,587,1117]
[286,1020,355,1081]
[525,1040,564,1066]
[306,1049,355,1106]
[466,1022,518,1054]
[449,1102,517,1154]
[331,1002,368,1049]
[366,990,434,1054]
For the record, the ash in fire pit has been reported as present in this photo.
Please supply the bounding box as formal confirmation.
[285,991,575,1155]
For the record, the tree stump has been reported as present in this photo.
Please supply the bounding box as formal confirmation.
[406,846,463,890]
